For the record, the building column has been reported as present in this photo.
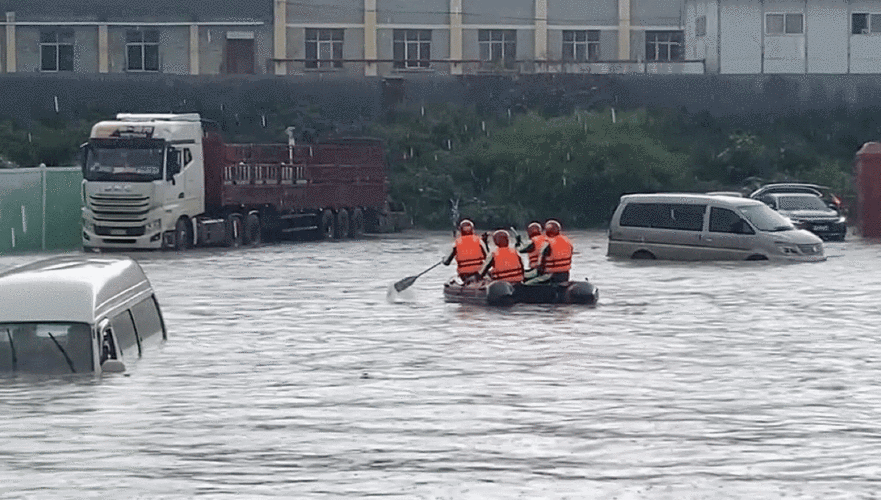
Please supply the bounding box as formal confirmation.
[5,12,15,73]
[618,0,631,60]
[189,24,199,75]
[273,0,287,75]
[450,0,463,74]
[535,0,548,69]
[98,24,109,73]
[364,0,378,76]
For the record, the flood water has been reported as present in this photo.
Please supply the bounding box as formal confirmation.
[1,230,880,499]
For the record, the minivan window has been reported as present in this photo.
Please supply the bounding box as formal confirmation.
[709,207,754,234]
[619,202,705,231]
[111,310,140,357]
[130,296,164,342]
[738,204,794,232]
[778,194,827,210]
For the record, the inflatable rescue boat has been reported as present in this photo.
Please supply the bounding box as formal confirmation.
[443,278,599,306]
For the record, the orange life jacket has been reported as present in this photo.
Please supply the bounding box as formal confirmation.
[454,234,485,274]
[527,234,548,268]
[543,235,573,273]
[490,247,524,282]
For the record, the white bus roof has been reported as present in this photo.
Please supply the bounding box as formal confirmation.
[0,255,154,324]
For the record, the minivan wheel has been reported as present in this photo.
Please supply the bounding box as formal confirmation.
[631,250,656,260]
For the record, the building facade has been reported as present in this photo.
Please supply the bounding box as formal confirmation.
[2,0,881,77]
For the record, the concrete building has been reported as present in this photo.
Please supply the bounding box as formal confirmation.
[2,0,880,77]
[0,0,273,75]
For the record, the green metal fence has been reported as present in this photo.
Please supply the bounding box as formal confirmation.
[0,166,82,254]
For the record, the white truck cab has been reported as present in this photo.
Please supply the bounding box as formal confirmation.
[81,113,205,250]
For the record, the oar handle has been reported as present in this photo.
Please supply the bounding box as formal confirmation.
[416,259,444,278]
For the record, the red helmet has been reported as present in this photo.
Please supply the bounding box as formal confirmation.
[492,230,510,247]
[526,222,542,237]
[545,220,561,237]
[459,219,474,235]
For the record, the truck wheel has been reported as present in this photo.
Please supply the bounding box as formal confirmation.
[174,217,191,251]
[225,213,244,247]
[351,208,365,237]
[244,213,261,246]
[335,209,349,239]
[320,209,334,240]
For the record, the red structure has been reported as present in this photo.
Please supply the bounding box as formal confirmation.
[855,142,881,238]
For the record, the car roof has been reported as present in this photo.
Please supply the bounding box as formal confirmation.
[749,183,827,198]
[619,193,765,206]
[0,255,153,324]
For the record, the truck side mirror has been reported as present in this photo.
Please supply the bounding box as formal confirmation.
[79,144,89,177]
[166,148,180,181]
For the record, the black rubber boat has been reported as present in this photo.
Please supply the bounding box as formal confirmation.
[443,278,599,306]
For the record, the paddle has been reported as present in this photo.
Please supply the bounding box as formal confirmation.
[394,259,444,292]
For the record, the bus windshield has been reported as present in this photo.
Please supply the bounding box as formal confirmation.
[1,322,93,374]
[84,139,165,182]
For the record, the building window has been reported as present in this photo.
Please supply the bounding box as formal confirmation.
[645,31,683,62]
[695,16,707,37]
[852,13,881,34]
[305,28,343,69]
[478,29,516,68]
[126,30,160,71]
[562,30,599,62]
[393,29,431,69]
[40,30,74,72]
[766,13,803,35]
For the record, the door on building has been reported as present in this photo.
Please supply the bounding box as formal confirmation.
[226,38,255,74]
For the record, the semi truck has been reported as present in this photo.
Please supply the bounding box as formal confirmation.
[81,113,399,251]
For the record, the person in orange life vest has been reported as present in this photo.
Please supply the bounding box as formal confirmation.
[479,230,524,283]
[443,219,488,283]
[515,221,548,278]
[536,219,574,283]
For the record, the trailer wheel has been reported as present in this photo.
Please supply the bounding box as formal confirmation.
[244,213,261,246]
[351,208,365,237]
[225,213,244,247]
[173,217,192,251]
[335,209,349,239]
[320,209,334,240]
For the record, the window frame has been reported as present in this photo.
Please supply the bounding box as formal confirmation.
[126,29,160,72]
[852,13,881,34]
[478,29,517,68]
[305,28,344,69]
[645,30,684,62]
[40,30,74,72]
[393,29,432,69]
[765,12,804,35]
[562,30,600,63]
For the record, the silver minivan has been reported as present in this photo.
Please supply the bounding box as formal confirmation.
[0,255,167,375]
[607,193,826,262]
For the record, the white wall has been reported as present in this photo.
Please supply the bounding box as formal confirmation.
[849,0,881,73]
[720,0,761,73]
[806,0,847,73]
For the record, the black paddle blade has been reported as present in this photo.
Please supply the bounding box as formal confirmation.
[394,275,418,292]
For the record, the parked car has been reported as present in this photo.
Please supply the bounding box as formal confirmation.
[607,193,825,262]
[749,184,847,241]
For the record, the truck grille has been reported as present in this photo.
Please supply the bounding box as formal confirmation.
[88,193,151,223]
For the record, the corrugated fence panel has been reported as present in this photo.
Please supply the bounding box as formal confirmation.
[0,166,82,254]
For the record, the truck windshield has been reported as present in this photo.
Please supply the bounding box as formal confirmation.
[0,322,93,374]
[84,139,165,182]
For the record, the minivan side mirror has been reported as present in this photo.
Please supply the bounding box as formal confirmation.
[101,359,126,373]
